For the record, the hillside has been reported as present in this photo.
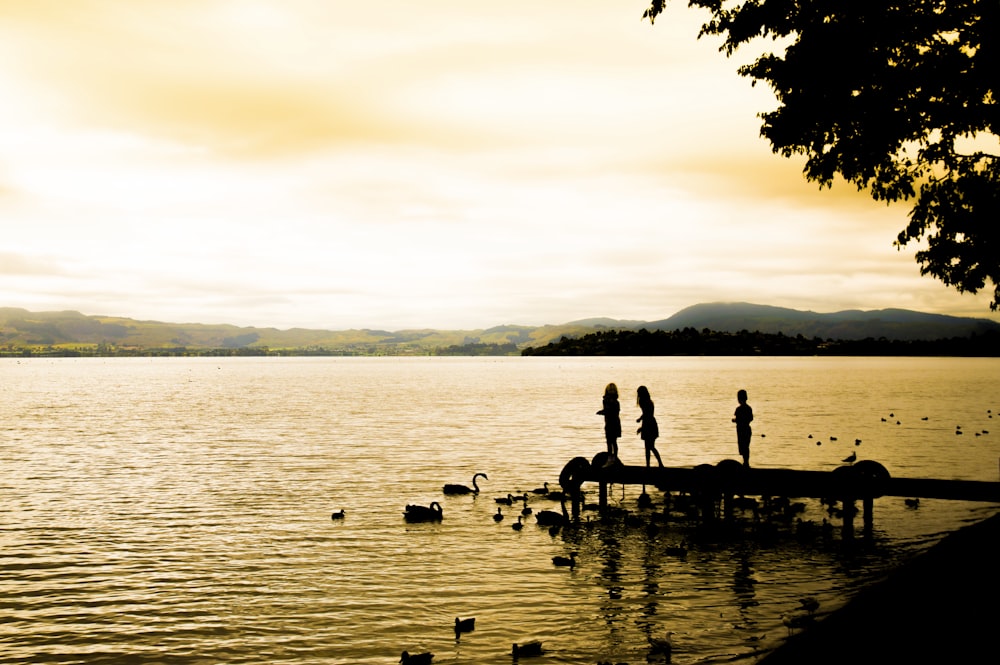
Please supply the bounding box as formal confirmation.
[1,303,998,356]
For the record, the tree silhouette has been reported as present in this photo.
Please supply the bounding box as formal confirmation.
[644,1,999,309]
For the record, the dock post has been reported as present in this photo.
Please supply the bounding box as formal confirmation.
[599,481,608,509]
[571,490,581,520]
[841,497,856,540]
[862,496,874,538]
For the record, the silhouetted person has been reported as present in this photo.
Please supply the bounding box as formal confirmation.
[635,385,663,468]
[733,389,754,467]
[597,382,621,466]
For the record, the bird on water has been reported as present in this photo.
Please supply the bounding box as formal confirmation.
[512,641,543,658]
[400,650,433,665]
[454,616,475,635]
[403,502,443,523]
[552,551,577,567]
[493,507,504,522]
[443,472,487,495]
[330,509,345,520]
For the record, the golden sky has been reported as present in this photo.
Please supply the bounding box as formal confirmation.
[1,0,997,330]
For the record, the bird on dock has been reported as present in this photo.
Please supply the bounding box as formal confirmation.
[493,507,504,522]
[443,472,487,495]
[512,515,524,531]
[400,650,433,665]
[512,641,543,658]
[330,509,345,520]
[403,502,443,523]
[454,616,475,636]
[842,451,857,463]
[552,551,577,567]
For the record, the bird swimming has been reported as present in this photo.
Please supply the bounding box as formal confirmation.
[330,509,345,520]
[512,641,543,658]
[403,502,443,523]
[512,515,524,531]
[531,482,549,495]
[552,551,577,567]
[454,616,475,635]
[400,650,434,665]
[493,507,504,522]
[443,472,487,495]
[495,493,516,505]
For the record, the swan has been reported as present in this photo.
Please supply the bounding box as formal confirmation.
[443,472,487,495]
[535,494,569,526]
[520,497,533,516]
[493,507,504,522]
[454,616,475,634]
[400,651,434,665]
[512,641,543,658]
[403,502,443,523]
[552,551,576,567]
[512,515,524,531]
[330,509,345,520]
[531,482,549,495]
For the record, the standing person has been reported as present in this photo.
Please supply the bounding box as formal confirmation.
[597,382,621,466]
[635,385,664,468]
[733,389,754,467]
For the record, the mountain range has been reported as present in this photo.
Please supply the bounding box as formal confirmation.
[1,302,998,355]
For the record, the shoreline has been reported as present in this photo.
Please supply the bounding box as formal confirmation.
[756,510,1000,663]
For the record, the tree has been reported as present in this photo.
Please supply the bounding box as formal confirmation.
[644,1,999,309]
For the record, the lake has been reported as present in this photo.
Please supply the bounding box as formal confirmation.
[2,356,998,664]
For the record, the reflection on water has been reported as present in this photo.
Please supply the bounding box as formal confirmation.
[1,356,998,664]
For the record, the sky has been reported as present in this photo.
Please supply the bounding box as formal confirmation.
[1,0,997,331]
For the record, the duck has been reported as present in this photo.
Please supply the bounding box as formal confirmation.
[493,507,504,522]
[798,596,820,613]
[330,509,345,520]
[512,515,524,531]
[842,451,857,464]
[531,482,550,495]
[495,493,516,505]
[400,650,434,665]
[454,616,475,635]
[443,472,487,495]
[664,540,688,557]
[403,502,443,523]
[552,551,577,567]
[511,641,543,658]
[520,497,533,516]
[649,631,673,656]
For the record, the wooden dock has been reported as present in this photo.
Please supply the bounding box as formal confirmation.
[558,454,1000,538]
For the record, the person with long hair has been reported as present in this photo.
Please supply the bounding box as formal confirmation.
[636,385,664,468]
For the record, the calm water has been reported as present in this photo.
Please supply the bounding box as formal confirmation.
[2,356,998,664]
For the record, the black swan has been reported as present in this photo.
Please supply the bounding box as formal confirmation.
[534,496,569,527]
[512,515,524,531]
[443,472,487,495]
[403,502,443,523]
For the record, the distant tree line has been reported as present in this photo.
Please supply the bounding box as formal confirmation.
[520,327,1000,357]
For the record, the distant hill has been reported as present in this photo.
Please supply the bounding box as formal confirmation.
[1,303,998,356]
[645,302,1000,341]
